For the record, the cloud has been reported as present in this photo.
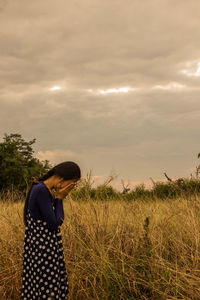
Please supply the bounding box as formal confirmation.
[0,0,200,186]
[0,0,200,89]
[181,60,200,77]
[152,82,185,90]
[36,149,77,165]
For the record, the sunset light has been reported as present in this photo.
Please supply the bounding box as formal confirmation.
[99,87,132,94]
[181,60,200,77]
[152,82,185,90]
[49,86,62,91]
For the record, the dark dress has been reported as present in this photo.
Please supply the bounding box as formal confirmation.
[21,181,69,299]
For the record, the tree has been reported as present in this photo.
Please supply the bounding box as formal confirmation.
[0,133,52,191]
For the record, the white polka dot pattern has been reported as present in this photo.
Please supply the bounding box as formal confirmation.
[21,208,69,299]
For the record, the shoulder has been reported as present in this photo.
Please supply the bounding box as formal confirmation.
[30,182,49,197]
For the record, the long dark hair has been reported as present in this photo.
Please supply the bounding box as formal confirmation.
[23,161,81,226]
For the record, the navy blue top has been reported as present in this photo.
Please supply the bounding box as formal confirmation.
[28,181,64,231]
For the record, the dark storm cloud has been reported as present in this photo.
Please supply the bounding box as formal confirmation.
[1,0,200,188]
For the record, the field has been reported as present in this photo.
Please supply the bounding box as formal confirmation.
[0,194,200,299]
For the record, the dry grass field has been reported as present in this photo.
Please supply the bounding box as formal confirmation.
[0,195,200,299]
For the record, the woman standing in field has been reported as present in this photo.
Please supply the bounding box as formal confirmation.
[21,161,81,300]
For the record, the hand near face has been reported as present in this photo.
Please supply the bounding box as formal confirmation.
[56,182,77,199]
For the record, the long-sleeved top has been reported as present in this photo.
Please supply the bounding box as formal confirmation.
[28,181,64,231]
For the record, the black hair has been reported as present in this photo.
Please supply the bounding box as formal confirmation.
[23,161,81,226]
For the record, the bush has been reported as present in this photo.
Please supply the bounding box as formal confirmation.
[0,133,52,193]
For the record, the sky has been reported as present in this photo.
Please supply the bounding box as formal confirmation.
[0,0,200,191]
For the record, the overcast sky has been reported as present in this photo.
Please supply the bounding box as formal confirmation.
[1,0,200,191]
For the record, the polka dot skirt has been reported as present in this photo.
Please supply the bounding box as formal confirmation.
[21,208,69,299]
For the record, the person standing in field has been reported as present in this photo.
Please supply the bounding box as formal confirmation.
[21,161,81,300]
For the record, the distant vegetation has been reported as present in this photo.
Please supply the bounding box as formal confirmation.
[70,170,200,202]
[1,132,200,202]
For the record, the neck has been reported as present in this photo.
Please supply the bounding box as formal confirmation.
[43,177,54,192]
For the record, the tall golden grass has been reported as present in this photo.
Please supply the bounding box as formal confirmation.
[0,195,200,299]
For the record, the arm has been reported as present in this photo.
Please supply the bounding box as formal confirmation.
[35,186,64,231]
[54,197,64,226]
